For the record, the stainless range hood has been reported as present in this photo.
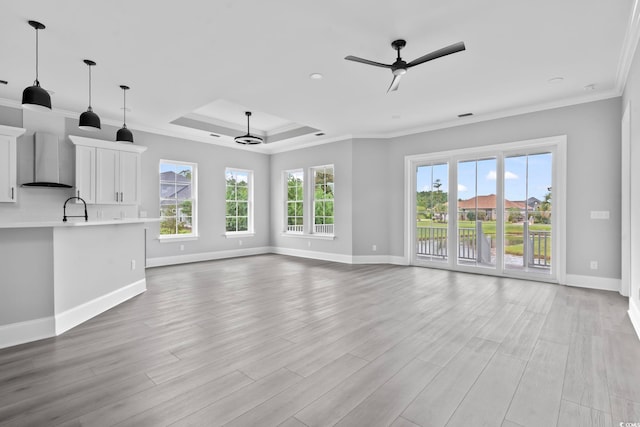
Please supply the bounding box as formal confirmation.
[22,132,73,188]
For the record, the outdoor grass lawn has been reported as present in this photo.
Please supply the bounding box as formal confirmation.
[416,219,551,259]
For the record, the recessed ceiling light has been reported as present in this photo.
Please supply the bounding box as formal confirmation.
[458,112,473,118]
[209,133,220,138]
[309,73,323,80]
[391,115,401,119]
[584,84,596,91]
[548,77,564,84]
[0,80,7,85]
[315,132,325,136]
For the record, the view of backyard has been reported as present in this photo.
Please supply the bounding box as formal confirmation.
[415,152,553,272]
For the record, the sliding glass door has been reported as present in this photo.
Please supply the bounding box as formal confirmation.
[503,152,553,274]
[415,163,449,263]
[409,137,564,282]
[457,158,497,269]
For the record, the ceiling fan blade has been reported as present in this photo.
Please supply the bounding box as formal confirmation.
[387,74,402,92]
[345,55,393,69]
[406,41,466,68]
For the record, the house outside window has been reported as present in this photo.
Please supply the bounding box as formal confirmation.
[159,160,197,237]
[285,169,304,233]
[312,165,334,235]
[225,168,253,234]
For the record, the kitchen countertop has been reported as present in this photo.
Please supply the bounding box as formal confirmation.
[0,218,160,229]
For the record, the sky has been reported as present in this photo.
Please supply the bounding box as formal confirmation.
[417,152,552,201]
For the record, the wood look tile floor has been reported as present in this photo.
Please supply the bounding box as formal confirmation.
[1,254,639,426]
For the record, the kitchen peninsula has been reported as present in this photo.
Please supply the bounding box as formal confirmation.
[0,218,155,349]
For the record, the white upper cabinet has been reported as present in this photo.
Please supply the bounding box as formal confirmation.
[0,125,26,203]
[75,144,95,203]
[69,136,146,206]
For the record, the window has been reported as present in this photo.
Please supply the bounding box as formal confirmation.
[159,160,196,237]
[285,169,304,233]
[225,168,253,234]
[312,165,334,234]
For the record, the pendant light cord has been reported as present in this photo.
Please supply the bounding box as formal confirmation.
[123,88,127,126]
[88,65,92,108]
[34,27,39,85]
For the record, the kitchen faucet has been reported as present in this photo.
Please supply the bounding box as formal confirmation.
[63,196,88,222]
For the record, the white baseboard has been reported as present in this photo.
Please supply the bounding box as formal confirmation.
[565,274,621,293]
[629,298,640,341]
[0,316,55,350]
[55,279,147,335]
[351,255,409,265]
[270,247,354,264]
[147,246,272,267]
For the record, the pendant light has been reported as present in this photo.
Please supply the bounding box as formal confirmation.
[235,111,263,145]
[78,60,101,130]
[116,85,133,143]
[22,20,51,112]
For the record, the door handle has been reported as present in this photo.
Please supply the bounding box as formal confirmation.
[11,187,14,200]
[77,190,80,198]
[116,192,118,202]
[120,192,123,202]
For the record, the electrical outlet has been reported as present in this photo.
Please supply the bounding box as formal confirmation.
[239,239,243,246]
[180,244,184,251]
[372,244,377,252]
[590,261,598,270]
[131,260,136,270]
[308,241,311,248]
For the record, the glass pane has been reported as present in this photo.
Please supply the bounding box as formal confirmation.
[457,158,496,268]
[295,202,303,216]
[237,217,248,231]
[226,218,237,232]
[237,202,248,216]
[504,153,552,273]
[226,202,237,216]
[415,162,448,263]
[160,217,176,235]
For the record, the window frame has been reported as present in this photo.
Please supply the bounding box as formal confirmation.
[311,164,335,236]
[225,167,254,236]
[284,169,304,234]
[158,159,198,241]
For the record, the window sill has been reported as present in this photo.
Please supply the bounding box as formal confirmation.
[158,234,199,243]
[224,232,255,239]
[280,233,336,241]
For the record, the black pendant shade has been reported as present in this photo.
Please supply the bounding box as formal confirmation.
[116,125,133,143]
[116,85,133,143]
[235,111,263,145]
[78,59,101,131]
[22,20,52,112]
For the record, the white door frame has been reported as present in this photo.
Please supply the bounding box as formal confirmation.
[405,135,567,284]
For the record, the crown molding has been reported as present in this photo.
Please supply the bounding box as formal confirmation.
[616,0,640,94]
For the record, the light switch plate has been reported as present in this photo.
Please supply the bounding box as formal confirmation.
[590,211,610,220]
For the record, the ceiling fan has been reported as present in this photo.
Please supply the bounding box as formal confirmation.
[345,39,466,92]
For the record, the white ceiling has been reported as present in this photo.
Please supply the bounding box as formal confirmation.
[0,0,635,152]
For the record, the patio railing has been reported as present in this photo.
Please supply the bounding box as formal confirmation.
[416,225,550,268]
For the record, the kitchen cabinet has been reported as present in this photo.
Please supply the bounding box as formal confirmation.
[75,144,95,203]
[96,148,140,204]
[0,125,26,203]
[70,136,146,206]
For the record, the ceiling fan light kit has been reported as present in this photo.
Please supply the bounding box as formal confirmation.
[78,59,101,131]
[235,111,263,145]
[22,20,52,112]
[345,38,466,92]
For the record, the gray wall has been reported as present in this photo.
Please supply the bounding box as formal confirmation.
[269,140,353,256]
[386,98,622,279]
[352,138,390,256]
[53,223,145,313]
[0,228,54,324]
